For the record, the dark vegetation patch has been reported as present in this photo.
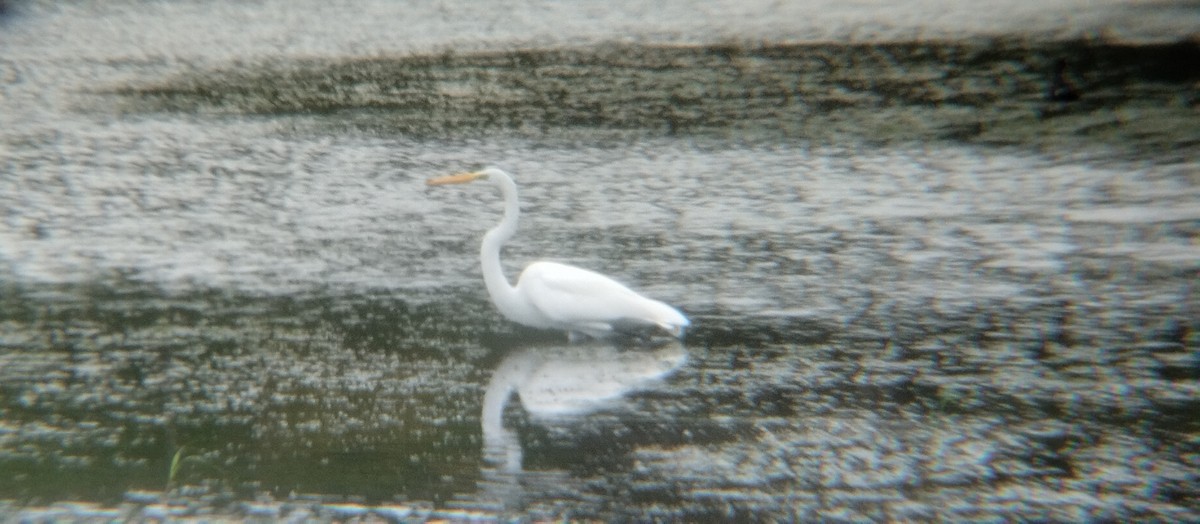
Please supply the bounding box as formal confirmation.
[106,37,1200,153]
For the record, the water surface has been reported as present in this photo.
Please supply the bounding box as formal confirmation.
[1,0,1198,520]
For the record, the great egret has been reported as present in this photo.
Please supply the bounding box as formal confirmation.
[427,167,690,341]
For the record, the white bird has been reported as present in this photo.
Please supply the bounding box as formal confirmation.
[427,167,689,341]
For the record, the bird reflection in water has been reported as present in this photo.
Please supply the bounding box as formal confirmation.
[477,340,688,508]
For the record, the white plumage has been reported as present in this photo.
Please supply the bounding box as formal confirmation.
[427,167,689,340]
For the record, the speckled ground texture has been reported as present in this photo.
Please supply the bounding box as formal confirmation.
[2,1,1199,522]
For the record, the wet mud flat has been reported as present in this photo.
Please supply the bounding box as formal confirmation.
[109,37,1200,154]
[1,37,1198,521]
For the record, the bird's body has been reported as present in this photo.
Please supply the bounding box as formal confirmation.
[428,167,689,341]
[510,261,688,339]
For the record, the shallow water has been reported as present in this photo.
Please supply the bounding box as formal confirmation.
[2,0,1199,521]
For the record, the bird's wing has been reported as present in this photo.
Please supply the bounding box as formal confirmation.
[517,261,654,329]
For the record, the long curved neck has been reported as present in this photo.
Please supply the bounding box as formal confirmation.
[480,171,524,315]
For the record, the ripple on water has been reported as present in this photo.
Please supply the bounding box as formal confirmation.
[2,1,1199,517]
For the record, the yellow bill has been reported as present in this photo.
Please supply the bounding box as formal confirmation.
[426,171,486,186]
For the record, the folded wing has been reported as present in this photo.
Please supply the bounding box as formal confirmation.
[517,261,688,338]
